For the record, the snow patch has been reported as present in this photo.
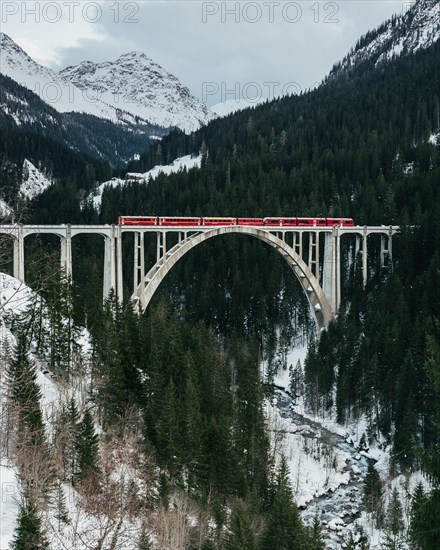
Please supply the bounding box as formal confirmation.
[211,97,266,117]
[90,155,202,209]
[0,462,20,549]
[20,159,52,200]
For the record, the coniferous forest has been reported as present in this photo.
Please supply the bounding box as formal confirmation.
[1,6,440,549]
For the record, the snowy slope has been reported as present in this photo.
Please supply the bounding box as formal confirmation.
[1,32,215,132]
[0,461,19,550]
[331,0,440,77]
[0,33,117,120]
[0,198,13,217]
[0,273,48,547]
[0,273,150,550]
[90,155,202,209]
[211,98,266,117]
[59,52,215,133]
[20,159,52,200]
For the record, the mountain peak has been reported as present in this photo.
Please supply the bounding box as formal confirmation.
[331,0,440,78]
[118,50,150,61]
[59,51,215,132]
[1,33,215,132]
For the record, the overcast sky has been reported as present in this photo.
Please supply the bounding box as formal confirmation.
[1,0,409,105]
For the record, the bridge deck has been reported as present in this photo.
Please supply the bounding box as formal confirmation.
[0,224,400,235]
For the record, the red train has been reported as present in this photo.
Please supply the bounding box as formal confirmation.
[118,216,354,227]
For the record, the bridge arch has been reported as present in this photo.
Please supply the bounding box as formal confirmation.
[132,226,334,334]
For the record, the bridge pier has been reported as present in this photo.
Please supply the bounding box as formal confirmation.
[103,227,116,300]
[101,226,124,302]
[380,228,394,269]
[60,224,72,278]
[322,229,341,315]
[156,232,166,263]
[13,226,25,282]
[133,231,139,293]
[117,225,123,300]
[293,231,302,257]
[363,227,368,287]
[308,232,319,280]
[103,225,123,302]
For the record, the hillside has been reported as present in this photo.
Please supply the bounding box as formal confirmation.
[330,0,440,79]
[0,73,165,167]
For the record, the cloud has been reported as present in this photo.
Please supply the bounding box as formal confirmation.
[2,0,403,105]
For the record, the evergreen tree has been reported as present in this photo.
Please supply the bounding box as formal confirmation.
[7,334,45,446]
[10,500,49,550]
[382,488,405,549]
[305,514,325,550]
[262,456,305,550]
[53,482,70,531]
[74,409,99,484]
[345,524,369,549]
[224,499,257,550]
[363,461,383,521]
[411,325,440,549]
[409,481,427,549]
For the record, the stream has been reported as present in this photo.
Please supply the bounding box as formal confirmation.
[276,390,370,548]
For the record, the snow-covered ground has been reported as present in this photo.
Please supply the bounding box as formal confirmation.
[0,199,13,218]
[211,98,266,117]
[0,461,19,549]
[0,274,92,549]
[0,273,153,549]
[90,155,202,209]
[266,399,352,508]
[20,159,52,200]
[0,274,38,546]
[269,341,431,549]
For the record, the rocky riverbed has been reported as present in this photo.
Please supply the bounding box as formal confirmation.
[276,390,371,548]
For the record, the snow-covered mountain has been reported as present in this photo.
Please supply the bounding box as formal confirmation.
[59,51,215,133]
[0,32,119,121]
[1,33,215,133]
[331,0,440,78]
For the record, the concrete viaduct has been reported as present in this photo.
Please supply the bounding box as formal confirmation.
[0,223,399,334]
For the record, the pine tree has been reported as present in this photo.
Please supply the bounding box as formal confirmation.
[345,524,369,549]
[224,499,257,550]
[409,481,427,548]
[74,409,99,484]
[53,482,70,531]
[7,334,45,446]
[262,456,305,550]
[289,359,304,397]
[382,488,405,549]
[305,514,325,549]
[410,325,440,548]
[10,500,49,550]
[364,461,383,522]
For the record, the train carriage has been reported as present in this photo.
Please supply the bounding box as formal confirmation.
[118,216,157,226]
[158,217,201,226]
[201,217,236,226]
[237,218,265,226]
